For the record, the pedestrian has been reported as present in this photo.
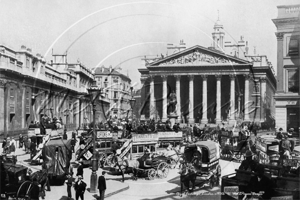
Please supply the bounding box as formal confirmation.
[65,173,75,199]
[63,129,68,140]
[74,175,86,200]
[10,137,16,155]
[98,171,106,200]
[76,162,84,177]
[2,137,7,153]
[30,140,37,160]
[30,177,40,200]
[19,134,24,148]
[71,132,77,153]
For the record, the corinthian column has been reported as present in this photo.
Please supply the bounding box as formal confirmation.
[188,75,195,124]
[216,74,222,124]
[149,75,156,119]
[229,74,236,124]
[244,74,250,121]
[175,75,181,121]
[260,77,267,122]
[201,75,208,124]
[162,75,168,122]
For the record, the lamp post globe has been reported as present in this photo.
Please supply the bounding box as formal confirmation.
[86,80,101,193]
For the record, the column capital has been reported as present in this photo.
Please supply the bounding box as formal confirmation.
[215,74,222,80]
[188,75,194,80]
[161,75,168,81]
[201,74,208,80]
[0,78,7,87]
[243,74,251,80]
[275,32,284,40]
[260,77,267,83]
[148,75,155,81]
[229,74,236,80]
[174,75,181,80]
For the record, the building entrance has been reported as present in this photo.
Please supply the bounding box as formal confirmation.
[287,107,300,133]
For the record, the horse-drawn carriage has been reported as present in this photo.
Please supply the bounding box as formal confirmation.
[1,156,48,200]
[108,152,171,180]
[179,141,221,193]
[219,130,255,161]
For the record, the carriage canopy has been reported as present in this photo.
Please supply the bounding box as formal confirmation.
[184,141,219,163]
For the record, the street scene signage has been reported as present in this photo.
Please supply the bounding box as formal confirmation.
[97,131,112,138]
[157,131,183,138]
[132,133,158,142]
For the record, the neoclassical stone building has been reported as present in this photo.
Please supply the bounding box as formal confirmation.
[139,21,276,126]
[0,45,110,138]
[273,4,300,132]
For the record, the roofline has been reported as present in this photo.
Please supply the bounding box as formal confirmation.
[148,45,250,66]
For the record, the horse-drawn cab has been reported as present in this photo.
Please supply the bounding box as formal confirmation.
[181,141,221,191]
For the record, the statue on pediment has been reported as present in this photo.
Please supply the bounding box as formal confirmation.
[167,90,177,115]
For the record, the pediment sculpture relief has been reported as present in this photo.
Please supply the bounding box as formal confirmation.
[158,49,237,66]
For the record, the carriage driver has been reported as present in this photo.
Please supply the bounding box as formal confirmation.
[239,150,258,172]
[191,147,202,170]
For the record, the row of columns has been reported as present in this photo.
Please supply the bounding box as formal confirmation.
[148,74,251,124]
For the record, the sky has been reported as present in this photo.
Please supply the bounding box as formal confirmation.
[0,0,299,88]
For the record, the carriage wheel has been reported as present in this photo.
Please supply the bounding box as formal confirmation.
[148,169,156,180]
[157,162,169,179]
[16,181,32,200]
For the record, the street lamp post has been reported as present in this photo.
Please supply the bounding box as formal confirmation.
[87,80,101,193]
[129,87,136,121]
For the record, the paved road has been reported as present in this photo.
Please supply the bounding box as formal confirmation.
[105,159,240,200]
[1,131,246,200]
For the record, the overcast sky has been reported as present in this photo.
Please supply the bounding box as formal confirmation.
[0,0,299,88]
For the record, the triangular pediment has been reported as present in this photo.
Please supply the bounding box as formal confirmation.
[147,45,249,67]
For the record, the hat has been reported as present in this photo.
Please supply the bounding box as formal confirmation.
[279,128,283,131]
[78,175,83,179]
[245,150,253,157]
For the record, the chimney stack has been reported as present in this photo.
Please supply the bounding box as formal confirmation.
[109,65,112,73]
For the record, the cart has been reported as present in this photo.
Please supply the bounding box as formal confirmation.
[180,141,221,193]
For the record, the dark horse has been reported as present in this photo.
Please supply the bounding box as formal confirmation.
[179,163,197,195]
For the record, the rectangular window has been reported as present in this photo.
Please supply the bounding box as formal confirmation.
[289,38,299,56]
[10,88,15,113]
[132,145,137,153]
[114,91,118,99]
[138,145,144,153]
[150,145,155,152]
[25,91,30,114]
[288,69,299,93]
[106,141,111,148]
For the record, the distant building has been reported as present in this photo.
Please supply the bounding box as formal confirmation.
[272,4,300,132]
[139,18,276,127]
[94,66,132,120]
[0,45,109,138]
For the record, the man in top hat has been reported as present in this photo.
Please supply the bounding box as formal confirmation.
[246,164,276,199]
[74,175,86,200]
[98,171,107,200]
[239,150,258,172]
[276,128,284,140]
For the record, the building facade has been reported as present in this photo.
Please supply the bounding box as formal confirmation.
[139,20,276,127]
[94,66,132,120]
[0,45,109,138]
[273,4,300,132]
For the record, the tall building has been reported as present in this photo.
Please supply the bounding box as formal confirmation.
[94,66,132,119]
[139,19,276,127]
[0,44,110,138]
[273,4,300,132]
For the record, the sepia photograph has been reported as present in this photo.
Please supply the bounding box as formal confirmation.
[0,0,299,199]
